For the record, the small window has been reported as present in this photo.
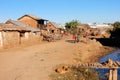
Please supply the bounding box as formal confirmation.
[51,30,54,33]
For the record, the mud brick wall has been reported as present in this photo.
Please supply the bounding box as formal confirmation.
[0,32,3,48]
[46,22,59,33]
[28,32,43,42]
[20,32,43,45]
[2,31,20,48]
[19,16,38,28]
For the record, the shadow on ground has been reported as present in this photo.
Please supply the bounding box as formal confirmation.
[96,38,120,48]
[65,40,76,43]
[66,40,75,43]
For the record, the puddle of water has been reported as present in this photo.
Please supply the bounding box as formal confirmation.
[95,68,120,80]
[95,49,120,80]
[99,51,120,63]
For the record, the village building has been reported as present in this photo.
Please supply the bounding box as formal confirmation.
[77,24,91,35]
[0,23,29,49]
[6,19,43,44]
[18,14,48,29]
[46,22,60,34]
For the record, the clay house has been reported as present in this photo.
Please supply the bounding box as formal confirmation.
[18,14,48,29]
[77,24,91,35]
[0,23,29,49]
[46,22,60,34]
[6,19,43,44]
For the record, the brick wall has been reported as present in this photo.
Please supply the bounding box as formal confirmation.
[0,31,43,49]
[46,22,59,33]
[18,16,38,28]
[0,32,3,48]
[28,32,43,42]
[20,32,43,45]
[2,31,20,48]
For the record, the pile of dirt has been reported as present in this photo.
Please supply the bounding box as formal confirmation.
[74,39,114,63]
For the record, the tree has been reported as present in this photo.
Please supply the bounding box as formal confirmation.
[110,21,120,38]
[65,20,80,34]
[112,22,120,29]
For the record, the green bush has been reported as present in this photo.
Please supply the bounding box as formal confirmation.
[110,22,120,38]
[65,20,80,34]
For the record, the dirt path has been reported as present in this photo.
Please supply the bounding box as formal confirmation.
[0,36,80,80]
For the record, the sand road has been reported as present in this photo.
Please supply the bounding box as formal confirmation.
[0,38,77,80]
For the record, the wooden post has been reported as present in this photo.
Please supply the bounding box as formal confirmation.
[109,69,113,80]
[109,68,117,80]
[113,68,117,80]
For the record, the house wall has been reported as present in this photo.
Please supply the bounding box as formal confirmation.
[20,32,29,44]
[18,16,38,28]
[29,32,43,42]
[46,22,59,33]
[0,31,43,49]
[2,31,20,48]
[20,32,43,45]
[25,32,29,39]
[0,32,3,47]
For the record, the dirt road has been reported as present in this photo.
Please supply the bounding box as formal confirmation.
[0,37,79,80]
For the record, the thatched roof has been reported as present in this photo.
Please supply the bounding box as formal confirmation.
[18,14,48,21]
[47,22,65,29]
[0,23,27,31]
[6,19,40,32]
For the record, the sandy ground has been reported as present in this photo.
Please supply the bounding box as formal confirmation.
[0,36,113,80]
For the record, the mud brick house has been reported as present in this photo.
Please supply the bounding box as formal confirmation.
[46,22,60,33]
[0,23,28,48]
[18,14,48,29]
[77,24,91,34]
[6,19,43,44]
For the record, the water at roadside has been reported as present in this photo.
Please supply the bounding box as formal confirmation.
[95,49,120,80]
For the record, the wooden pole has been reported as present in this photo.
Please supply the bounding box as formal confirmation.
[109,68,117,80]
[109,69,113,80]
[113,68,117,80]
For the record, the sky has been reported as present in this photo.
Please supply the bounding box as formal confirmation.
[0,0,120,24]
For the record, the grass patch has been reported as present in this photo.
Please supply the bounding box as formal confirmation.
[50,65,99,80]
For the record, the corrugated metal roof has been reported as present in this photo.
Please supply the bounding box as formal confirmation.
[0,23,27,31]
[6,19,40,32]
[18,14,48,21]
